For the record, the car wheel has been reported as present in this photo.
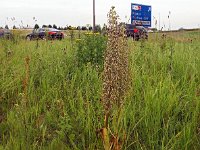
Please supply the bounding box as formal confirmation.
[51,34,55,40]
[26,36,31,41]
[41,36,46,40]
[59,35,64,40]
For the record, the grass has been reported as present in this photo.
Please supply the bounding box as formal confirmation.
[0,30,200,150]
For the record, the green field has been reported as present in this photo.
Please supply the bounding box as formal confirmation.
[0,30,200,149]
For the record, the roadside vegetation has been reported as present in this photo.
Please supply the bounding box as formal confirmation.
[0,9,200,150]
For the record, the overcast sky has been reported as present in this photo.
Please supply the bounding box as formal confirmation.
[1,0,200,30]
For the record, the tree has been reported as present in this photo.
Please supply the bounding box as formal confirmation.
[42,25,47,28]
[5,25,9,29]
[95,25,101,33]
[13,25,17,29]
[34,24,39,29]
[67,25,72,30]
[53,24,57,29]
[89,26,93,31]
[77,26,81,30]
[81,26,87,30]
[102,24,107,36]
[48,25,52,28]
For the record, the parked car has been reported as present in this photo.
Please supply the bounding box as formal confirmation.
[26,28,64,40]
[0,29,11,39]
[125,24,148,41]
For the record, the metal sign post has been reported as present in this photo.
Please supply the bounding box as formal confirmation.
[93,0,96,32]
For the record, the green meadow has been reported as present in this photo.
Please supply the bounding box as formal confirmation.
[0,30,200,149]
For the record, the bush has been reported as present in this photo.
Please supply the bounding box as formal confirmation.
[75,34,107,71]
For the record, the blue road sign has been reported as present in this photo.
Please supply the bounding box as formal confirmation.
[131,3,152,27]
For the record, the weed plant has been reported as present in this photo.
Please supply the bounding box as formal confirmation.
[76,34,106,71]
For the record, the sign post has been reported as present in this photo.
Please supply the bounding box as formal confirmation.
[93,0,96,32]
[131,3,152,27]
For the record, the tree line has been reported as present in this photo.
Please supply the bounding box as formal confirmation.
[34,24,102,31]
[1,24,106,33]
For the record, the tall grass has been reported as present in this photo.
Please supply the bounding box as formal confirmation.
[0,30,200,149]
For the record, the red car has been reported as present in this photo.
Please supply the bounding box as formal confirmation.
[47,28,64,40]
[125,24,148,41]
[26,28,64,40]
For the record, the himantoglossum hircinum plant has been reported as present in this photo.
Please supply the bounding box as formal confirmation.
[98,6,130,150]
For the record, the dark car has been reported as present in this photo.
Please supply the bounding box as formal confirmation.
[125,24,148,41]
[0,29,11,39]
[26,28,64,40]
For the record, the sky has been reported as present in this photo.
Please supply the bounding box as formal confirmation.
[0,0,200,30]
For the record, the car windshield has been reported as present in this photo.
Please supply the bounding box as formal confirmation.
[136,26,148,32]
[33,28,45,33]
[48,28,60,32]
[0,29,4,33]
[39,28,45,32]
[126,24,135,29]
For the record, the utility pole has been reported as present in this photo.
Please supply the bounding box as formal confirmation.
[93,0,95,32]
[159,13,160,31]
